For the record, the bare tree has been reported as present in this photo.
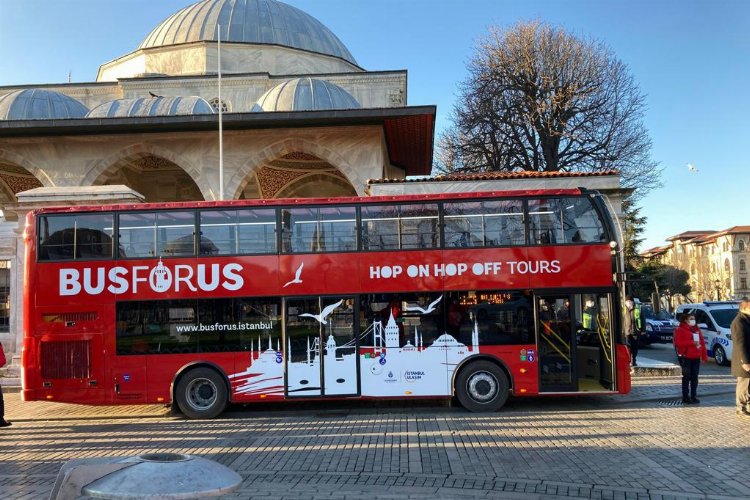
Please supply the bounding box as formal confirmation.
[437,20,661,196]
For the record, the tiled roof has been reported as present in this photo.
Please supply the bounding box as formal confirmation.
[665,230,716,242]
[694,226,750,245]
[369,170,620,184]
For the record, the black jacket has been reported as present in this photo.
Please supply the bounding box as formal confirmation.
[730,313,750,378]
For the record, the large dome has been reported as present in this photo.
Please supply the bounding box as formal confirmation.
[252,78,360,112]
[140,0,357,66]
[0,89,89,120]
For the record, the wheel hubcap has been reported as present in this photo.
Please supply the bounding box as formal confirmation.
[467,371,498,403]
[715,348,724,364]
[186,378,217,411]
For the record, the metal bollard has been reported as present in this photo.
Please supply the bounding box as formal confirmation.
[50,453,242,499]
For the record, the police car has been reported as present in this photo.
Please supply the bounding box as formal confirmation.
[674,301,739,366]
[638,303,677,344]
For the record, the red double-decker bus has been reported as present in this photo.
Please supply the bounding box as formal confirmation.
[22,189,630,418]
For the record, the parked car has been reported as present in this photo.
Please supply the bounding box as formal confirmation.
[673,301,739,366]
[638,303,677,345]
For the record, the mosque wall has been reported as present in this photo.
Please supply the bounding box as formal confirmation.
[0,125,387,200]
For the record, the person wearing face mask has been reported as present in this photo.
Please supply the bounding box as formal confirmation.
[623,296,640,369]
[673,313,707,404]
[730,299,750,417]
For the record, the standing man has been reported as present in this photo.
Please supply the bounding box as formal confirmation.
[0,341,10,427]
[623,296,640,370]
[730,299,750,417]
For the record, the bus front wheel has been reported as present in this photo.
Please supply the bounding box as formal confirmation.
[175,367,228,419]
[455,361,509,412]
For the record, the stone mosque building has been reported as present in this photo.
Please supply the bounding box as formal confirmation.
[0,0,625,362]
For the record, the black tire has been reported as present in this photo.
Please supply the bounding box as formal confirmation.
[455,360,510,412]
[175,367,228,419]
[713,345,729,366]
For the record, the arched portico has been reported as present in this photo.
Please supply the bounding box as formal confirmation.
[86,144,206,202]
[229,139,366,200]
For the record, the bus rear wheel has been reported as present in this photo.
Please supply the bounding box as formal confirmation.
[455,361,509,412]
[175,367,228,419]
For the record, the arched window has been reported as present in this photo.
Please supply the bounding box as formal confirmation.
[741,260,746,272]
[725,259,731,273]
[740,239,746,251]
[209,98,229,113]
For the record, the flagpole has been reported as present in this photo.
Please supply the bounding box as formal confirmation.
[218,24,224,201]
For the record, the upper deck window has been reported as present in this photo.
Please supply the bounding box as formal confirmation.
[281,206,356,253]
[444,200,525,247]
[361,203,439,251]
[119,211,196,258]
[528,197,605,245]
[38,214,114,261]
[200,208,277,255]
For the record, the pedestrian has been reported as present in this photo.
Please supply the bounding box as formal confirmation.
[673,312,707,404]
[0,341,10,427]
[623,296,640,369]
[730,299,750,417]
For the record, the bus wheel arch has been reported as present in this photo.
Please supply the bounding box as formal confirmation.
[172,363,230,419]
[453,356,511,412]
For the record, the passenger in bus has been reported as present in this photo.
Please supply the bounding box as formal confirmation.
[673,312,707,404]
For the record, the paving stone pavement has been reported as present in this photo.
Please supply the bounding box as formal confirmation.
[0,374,747,499]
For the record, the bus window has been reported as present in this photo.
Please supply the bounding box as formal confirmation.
[238,208,277,254]
[528,199,563,245]
[529,197,606,245]
[199,208,276,255]
[38,214,114,261]
[361,205,399,250]
[157,211,196,257]
[282,206,355,253]
[400,204,438,250]
[119,213,156,258]
[199,210,237,255]
[319,206,356,252]
[362,204,439,251]
[560,197,606,243]
[444,200,524,247]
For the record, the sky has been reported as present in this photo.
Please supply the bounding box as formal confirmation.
[0,0,748,251]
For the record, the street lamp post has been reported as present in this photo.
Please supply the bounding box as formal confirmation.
[715,279,721,301]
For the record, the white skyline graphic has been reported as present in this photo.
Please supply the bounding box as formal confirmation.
[229,305,480,399]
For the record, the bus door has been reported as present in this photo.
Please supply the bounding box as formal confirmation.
[536,295,577,392]
[284,296,359,398]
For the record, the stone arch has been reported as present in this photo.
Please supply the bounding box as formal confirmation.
[0,149,54,189]
[275,173,357,198]
[84,143,209,200]
[228,139,366,200]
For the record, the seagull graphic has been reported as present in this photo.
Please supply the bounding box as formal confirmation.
[283,262,304,288]
[687,163,699,173]
[299,299,344,325]
[404,295,443,315]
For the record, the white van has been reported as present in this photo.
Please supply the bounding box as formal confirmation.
[674,301,739,366]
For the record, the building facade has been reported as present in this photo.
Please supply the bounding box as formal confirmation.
[642,227,750,302]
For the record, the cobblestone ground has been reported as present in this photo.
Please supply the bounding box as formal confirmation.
[0,374,747,499]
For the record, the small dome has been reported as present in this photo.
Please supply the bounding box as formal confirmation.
[87,96,215,118]
[140,0,357,66]
[252,78,360,112]
[0,89,89,120]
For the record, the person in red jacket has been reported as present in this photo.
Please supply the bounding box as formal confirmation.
[673,312,708,404]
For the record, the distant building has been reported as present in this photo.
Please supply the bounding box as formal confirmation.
[642,227,750,302]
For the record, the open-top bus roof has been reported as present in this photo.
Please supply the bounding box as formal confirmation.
[31,188,586,215]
